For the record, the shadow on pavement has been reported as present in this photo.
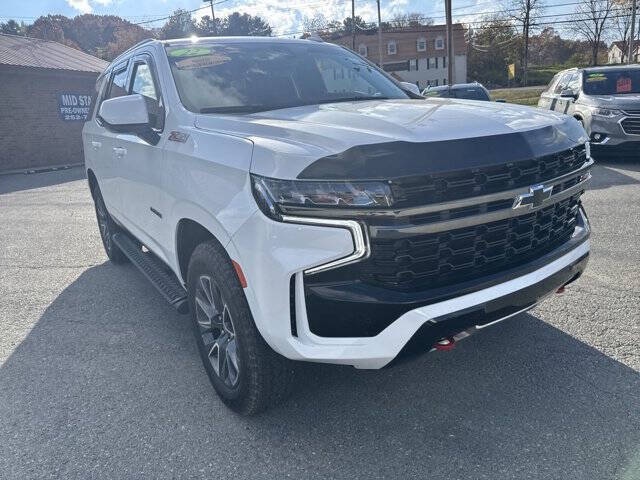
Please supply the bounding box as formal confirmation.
[1,263,639,479]
[0,167,85,195]
[588,162,640,191]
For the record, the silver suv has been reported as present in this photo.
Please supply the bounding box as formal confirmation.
[538,65,640,158]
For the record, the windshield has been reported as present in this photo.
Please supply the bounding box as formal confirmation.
[166,42,409,113]
[583,69,640,95]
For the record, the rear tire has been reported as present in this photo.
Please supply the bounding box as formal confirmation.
[93,186,128,264]
[187,240,295,415]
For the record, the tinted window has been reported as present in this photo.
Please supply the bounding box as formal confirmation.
[166,42,408,113]
[131,63,157,100]
[131,61,163,130]
[583,69,640,95]
[567,72,581,92]
[553,72,573,94]
[106,67,129,99]
[453,87,490,101]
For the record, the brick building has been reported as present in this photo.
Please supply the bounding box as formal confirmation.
[328,24,467,90]
[0,34,108,173]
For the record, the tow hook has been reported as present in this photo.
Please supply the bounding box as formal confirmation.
[433,337,456,351]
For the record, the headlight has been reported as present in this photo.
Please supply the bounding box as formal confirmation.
[251,174,393,220]
[590,107,621,117]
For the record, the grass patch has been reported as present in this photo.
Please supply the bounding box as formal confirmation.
[490,87,546,106]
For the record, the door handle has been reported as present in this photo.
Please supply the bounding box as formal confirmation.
[91,141,101,151]
[113,147,127,158]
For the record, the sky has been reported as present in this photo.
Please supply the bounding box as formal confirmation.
[0,0,575,38]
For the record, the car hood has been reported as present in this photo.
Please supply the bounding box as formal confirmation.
[580,93,640,111]
[194,98,587,180]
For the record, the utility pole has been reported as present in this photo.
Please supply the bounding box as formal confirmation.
[445,0,454,85]
[377,0,383,67]
[352,0,356,50]
[523,0,531,85]
[629,0,637,64]
[203,0,216,35]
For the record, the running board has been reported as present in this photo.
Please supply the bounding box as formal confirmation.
[112,232,189,313]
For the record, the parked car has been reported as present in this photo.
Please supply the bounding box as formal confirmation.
[538,65,640,158]
[422,82,498,101]
[83,37,592,415]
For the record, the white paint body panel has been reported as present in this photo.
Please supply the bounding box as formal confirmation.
[82,38,591,368]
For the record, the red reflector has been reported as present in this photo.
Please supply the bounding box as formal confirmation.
[556,286,566,294]
[232,260,247,288]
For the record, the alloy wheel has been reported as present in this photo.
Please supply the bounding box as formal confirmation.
[195,274,240,388]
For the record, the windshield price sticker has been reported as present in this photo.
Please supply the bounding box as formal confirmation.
[617,76,632,93]
[174,53,231,70]
[167,47,212,57]
[586,73,606,83]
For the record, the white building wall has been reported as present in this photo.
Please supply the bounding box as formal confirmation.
[393,55,468,89]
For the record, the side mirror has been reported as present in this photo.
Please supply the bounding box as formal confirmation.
[560,88,577,99]
[399,81,421,96]
[99,94,149,127]
[98,94,159,145]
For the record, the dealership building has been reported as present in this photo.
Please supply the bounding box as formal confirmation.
[0,33,108,173]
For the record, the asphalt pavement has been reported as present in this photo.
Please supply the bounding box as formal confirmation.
[0,163,639,479]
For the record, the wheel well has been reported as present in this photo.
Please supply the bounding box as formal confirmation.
[176,219,219,282]
[87,169,98,199]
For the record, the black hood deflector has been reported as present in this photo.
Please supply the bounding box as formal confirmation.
[297,125,581,180]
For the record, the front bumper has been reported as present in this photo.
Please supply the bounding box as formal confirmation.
[588,114,640,151]
[230,206,590,369]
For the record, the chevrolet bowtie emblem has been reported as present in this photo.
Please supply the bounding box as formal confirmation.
[512,184,553,209]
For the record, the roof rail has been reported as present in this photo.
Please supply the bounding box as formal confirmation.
[110,38,156,65]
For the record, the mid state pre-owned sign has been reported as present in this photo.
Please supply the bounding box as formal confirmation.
[58,93,93,121]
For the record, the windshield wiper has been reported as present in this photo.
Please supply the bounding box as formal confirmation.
[316,96,390,105]
[200,97,391,114]
[200,105,274,114]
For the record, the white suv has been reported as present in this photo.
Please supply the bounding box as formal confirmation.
[83,37,592,414]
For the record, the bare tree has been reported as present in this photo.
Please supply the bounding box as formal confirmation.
[613,0,634,63]
[390,12,433,28]
[303,13,328,34]
[504,0,545,86]
[571,0,614,65]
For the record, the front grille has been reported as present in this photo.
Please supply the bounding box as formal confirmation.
[391,145,586,207]
[621,117,640,135]
[363,193,582,291]
[622,109,640,115]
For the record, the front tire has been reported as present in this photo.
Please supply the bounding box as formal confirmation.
[187,240,295,415]
[93,186,128,264]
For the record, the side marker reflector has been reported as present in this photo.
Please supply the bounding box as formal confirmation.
[232,260,247,288]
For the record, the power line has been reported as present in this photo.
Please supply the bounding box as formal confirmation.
[131,0,234,26]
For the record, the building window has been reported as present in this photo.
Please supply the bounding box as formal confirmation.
[443,78,447,85]
[417,37,426,52]
[435,79,439,86]
[435,57,439,69]
[409,59,418,71]
[435,36,444,50]
[387,41,397,55]
[426,57,430,70]
[443,56,446,68]
[358,44,368,57]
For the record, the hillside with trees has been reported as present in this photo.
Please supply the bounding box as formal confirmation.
[0,10,271,61]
